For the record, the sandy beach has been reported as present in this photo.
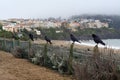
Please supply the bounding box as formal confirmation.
[34,39,120,55]
[34,39,93,50]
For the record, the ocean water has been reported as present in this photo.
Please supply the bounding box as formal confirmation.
[78,39,120,49]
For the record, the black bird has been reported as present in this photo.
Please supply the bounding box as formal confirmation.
[70,34,80,43]
[44,36,52,44]
[92,34,105,45]
[29,33,34,41]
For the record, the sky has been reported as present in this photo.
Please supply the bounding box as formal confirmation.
[0,0,120,19]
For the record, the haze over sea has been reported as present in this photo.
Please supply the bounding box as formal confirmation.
[79,39,120,49]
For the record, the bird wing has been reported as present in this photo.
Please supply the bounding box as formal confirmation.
[95,37,105,45]
[74,36,80,42]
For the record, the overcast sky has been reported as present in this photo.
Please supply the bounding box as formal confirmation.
[0,0,120,19]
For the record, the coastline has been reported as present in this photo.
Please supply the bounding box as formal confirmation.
[34,39,120,52]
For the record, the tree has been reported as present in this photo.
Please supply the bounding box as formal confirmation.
[0,23,3,30]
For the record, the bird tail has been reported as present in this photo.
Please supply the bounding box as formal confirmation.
[101,42,105,46]
[77,41,81,43]
[31,38,34,41]
[49,41,52,44]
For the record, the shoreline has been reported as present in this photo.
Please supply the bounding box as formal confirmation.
[34,39,120,52]
[79,41,120,50]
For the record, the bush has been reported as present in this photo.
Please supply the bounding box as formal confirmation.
[73,46,120,80]
[30,44,53,68]
[31,52,43,65]
[11,46,28,59]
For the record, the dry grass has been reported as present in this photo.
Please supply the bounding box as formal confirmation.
[73,45,120,80]
[1,39,120,80]
[0,51,72,80]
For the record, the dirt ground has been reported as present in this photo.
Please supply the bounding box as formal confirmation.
[0,51,72,80]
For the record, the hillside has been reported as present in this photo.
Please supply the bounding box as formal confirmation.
[70,14,120,29]
[37,27,120,40]
[0,51,71,80]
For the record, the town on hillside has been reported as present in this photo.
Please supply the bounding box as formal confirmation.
[0,17,109,34]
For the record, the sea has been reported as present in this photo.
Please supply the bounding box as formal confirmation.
[77,39,120,49]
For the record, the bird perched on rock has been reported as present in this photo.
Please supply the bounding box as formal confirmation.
[44,36,52,44]
[29,33,34,41]
[70,34,80,43]
[92,34,105,45]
